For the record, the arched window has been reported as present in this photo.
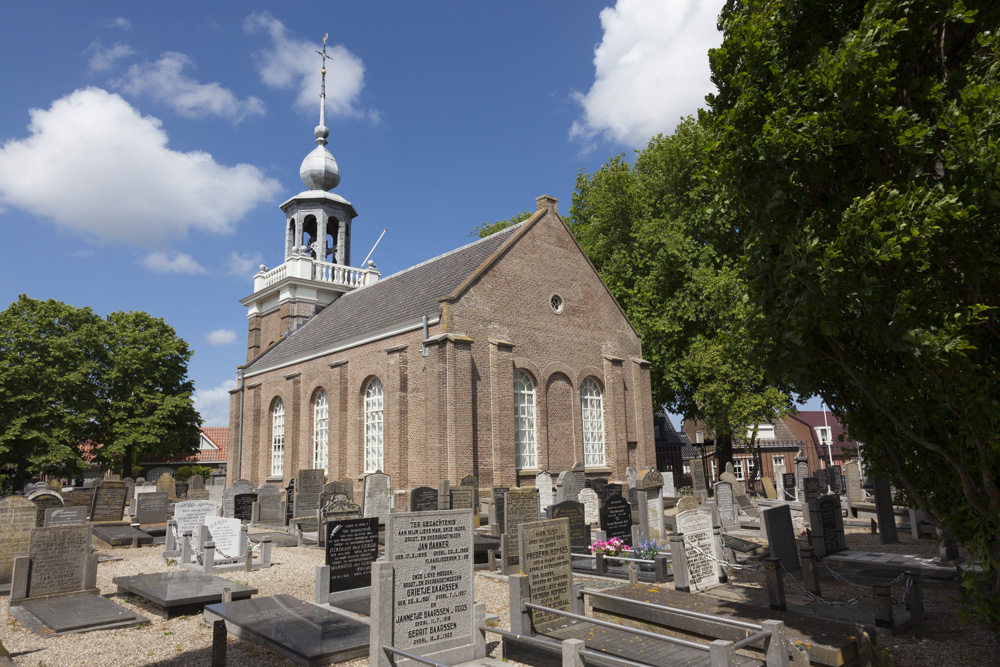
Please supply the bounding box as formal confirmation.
[514,370,537,469]
[581,378,606,467]
[271,398,285,477]
[364,378,384,473]
[313,389,329,470]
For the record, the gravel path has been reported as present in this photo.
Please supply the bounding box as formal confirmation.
[0,525,995,666]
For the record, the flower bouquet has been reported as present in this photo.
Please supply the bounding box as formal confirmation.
[590,536,630,558]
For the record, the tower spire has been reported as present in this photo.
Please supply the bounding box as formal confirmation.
[299,33,340,191]
[315,33,331,146]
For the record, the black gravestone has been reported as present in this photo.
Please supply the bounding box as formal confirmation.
[599,495,632,546]
[605,483,622,499]
[782,473,797,500]
[410,487,438,512]
[804,477,821,501]
[174,482,189,500]
[285,479,295,524]
[233,493,257,523]
[547,500,589,551]
[590,478,609,501]
[491,486,509,535]
[325,518,379,592]
[814,469,828,490]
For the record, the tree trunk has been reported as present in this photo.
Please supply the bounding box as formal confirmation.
[120,444,133,480]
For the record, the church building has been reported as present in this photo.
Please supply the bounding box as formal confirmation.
[227,56,656,495]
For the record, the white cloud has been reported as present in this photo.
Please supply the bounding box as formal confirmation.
[244,12,377,122]
[193,378,238,427]
[206,329,238,346]
[117,52,265,122]
[88,41,135,72]
[0,88,282,245]
[142,251,206,274]
[570,0,725,149]
[107,17,132,31]
[228,250,264,278]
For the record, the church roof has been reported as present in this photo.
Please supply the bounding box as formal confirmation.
[243,220,528,374]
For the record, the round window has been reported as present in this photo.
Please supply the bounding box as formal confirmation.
[550,294,564,314]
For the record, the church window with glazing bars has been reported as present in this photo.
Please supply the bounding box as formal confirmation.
[364,378,384,473]
[581,378,605,467]
[514,370,537,469]
[271,398,284,477]
[313,389,329,470]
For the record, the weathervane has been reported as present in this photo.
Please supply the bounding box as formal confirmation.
[316,33,332,129]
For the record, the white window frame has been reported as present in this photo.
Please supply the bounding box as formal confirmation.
[748,424,775,440]
[514,370,537,470]
[580,378,605,468]
[772,455,785,471]
[695,430,705,444]
[815,426,832,446]
[364,379,384,474]
[313,389,329,470]
[733,458,746,481]
[271,398,284,477]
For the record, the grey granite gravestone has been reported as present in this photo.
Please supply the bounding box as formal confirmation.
[518,518,573,633]
[558,463,586,504]
[410,486,438,512]
[189,474,205,492]
[15,525,95,599]
[599,494,632,545]
[720,471,760,518]
[535,471,553,514]
[26,490,63,527]
[379,509,475,661]
[362,472,391,525]
[578,488,600,525]
[205,594,369,664]
[135,492,169,525]
[662,471,677,498]
[255,484,282,524]
[222,480,253,519]
[171,500,221,560]
[294,469,326,519]
[233,493,257,523]
[846,461,864,502]
[114,570,256,618]
[795,458,809,501]
[762,504,800,571]
[90,480,128,522]
[714,481,737,528]
[490,485,509,535]
[809,494,847,558]
[503,489,539,571]
[672,509,722,592]
[44,506,87,527]
[324,517,379,593]
[0,496,38,588]
[547,500,589,551]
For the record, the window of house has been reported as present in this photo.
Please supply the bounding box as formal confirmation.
[683,463,691,475]
[313,389,329,470]
[271,398,284,477]
[815,426,832,446]
[364,379,384,473]
[580,378,605,467]
[747,424,775,440]
[772,455,784,471]
[514,370,537,469]
[734,459,746,481]
[696,430,705,444]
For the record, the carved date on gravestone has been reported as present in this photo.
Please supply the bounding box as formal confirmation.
[26,525,91,597]
[233,493,257,522]
[504,490,539,567]
[519,519,572,632]
[325,518,378,592]
[410,487,438,512]
[599,495,632,545]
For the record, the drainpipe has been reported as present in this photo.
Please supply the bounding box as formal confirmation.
[422,315,430,357]
[236,368,245,480]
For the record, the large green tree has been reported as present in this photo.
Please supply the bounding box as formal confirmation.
[709,0,1000,623]
[569,117,791,473]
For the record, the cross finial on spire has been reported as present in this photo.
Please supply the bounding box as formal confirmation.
[314,33,332,138]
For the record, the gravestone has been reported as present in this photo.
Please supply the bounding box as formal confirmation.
[27,490,64,527]
[590,478,609,501]
[672,509,721,592]
[689,457,708,501]
[324,517,379,593]
[450,487,475,513]
[44,506,88,527]
[189,475,205,493]
[174,482,189,500]
[762,504,800,571]
[828,466,842,494]
[362,472,391,525]
[675,496,699,512]
[285,479,296,524]
[662,472,677,498]
[378,509,475,662]
[293,469,325,519]
[187,489,210,501]
[114,570,257,618]
[725,462,735,477]
[637,469,666,540]
[503,489,540,571]
[172,500,221,560]
[578,488,600,525]
[599,494,632,545]
[222,480,253,519]
[410,486,438,513]
[773,464,786,483]
[547,500,588,551]
[782,473,797,501]
[625,467,638,489]
[809,494,847,558]
[714,481,736,528]
[604,483,622,499]
[47,479,63,491]
[135,492,169,525]
[762,476,777,500]
[255,484,283,524]
[323,478,353,501]
[535,471,553,513]
[846,462,864,503]
[814,469,828,491]
[518,519,572,633]
[18,525,94,598]
[0,496,37,587]
[90,480,128,522]
[157,474,176,500]
[322,496,363,523]
[459,473,479,511]
[205,516,244,561]
[873,476,898,544]
[719,472,760,518]
[558,463,586,504]
[233,493,257,523]
[63,489,94,516]
[803,477,821,501]
[490,485,509,536]
[795,458,809,501]
[92,523,154,548]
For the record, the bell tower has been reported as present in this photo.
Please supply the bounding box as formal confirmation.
[242,34,379,362]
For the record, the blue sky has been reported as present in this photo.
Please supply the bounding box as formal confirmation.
[0,2,822,425]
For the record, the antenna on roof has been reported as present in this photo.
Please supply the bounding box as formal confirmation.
[359,228,387,270]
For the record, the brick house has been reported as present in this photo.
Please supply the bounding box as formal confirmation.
[226,93,655,495]
[680,417,808,487]
[141,427,228,481]
[785,410,860,477]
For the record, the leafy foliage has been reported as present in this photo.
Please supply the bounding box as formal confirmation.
[709,0,1000,626]
[468,210,533,238]
[175,465,211,482]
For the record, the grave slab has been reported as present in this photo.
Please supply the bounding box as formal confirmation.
[93,524,153,548]
[205,594,370,666]
[10,593,148,636]
[114,570,257,618]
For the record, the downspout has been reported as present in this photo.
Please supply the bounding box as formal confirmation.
[236,368,245,480]
[422,315,429,357]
